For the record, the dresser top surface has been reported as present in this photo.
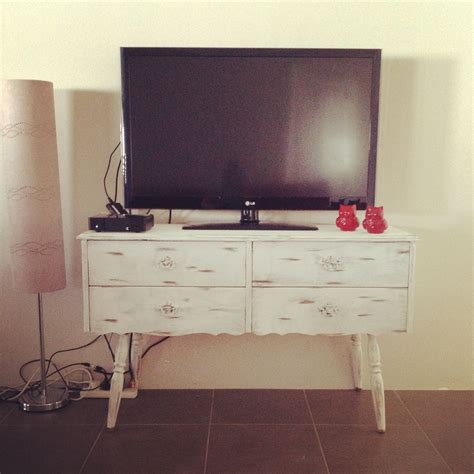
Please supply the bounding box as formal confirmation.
[77,224,417,242]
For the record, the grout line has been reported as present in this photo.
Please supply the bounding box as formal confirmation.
[394,390,453,473]
[210,422,314,426]
[304,390,330,474]
[0,404,16,424]
[115,422,213,426]
[203,389,215,474]
[79,423,106,474]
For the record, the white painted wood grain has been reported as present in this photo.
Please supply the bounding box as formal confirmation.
[89,286,246,335]
[368,335,386,432]
[351,334,363,390]
[253,242,411,288]
[406,242,416,333]
[87,240,246,287]
[130,333,143,389]
[107,333,129,430]
[245,241,253,333]
[77,224,418,243]
[252,288,408,335]
[81,240,90,332]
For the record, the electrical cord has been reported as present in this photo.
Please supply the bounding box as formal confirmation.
[3,336,104,402]
[114,157,122,203]
[103,335,115,360]
[103,142,121,202]
[142,337,170,359]
[0,368,40,402]
[2,335,170,402]
[145,209,172,223]
[43,335,102,381]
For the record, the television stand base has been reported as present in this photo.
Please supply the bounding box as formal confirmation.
[182,222,318,231]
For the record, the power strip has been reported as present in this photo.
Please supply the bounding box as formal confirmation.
[80,387,138,399]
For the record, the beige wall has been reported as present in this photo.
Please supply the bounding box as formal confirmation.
[0,1,472,389]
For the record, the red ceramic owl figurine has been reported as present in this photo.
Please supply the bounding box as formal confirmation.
[336,204,359,231]
[362,206,388,234]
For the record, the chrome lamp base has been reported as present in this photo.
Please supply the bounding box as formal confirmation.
[19,293,69,413]
[19,385,69,412]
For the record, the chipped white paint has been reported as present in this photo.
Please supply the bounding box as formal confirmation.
[78,224,416,432]
[107,333,129,430]
[253,241,411,287]
[130,333,143,389]
[77,224,417,242]
[252,288,408,335]
[368,334,386,433]
[81,240,90,332]
[351,334,363,390]
[87,240,246,287]
[89,286,246,335]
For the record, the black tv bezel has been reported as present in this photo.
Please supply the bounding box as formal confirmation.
[121,47,381,210]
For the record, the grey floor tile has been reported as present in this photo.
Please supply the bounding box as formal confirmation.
[0,402,15,423]
[82,424,208,473]
[306,389,414,426]
[116,389,212,425]
[212,389,312,424]
[318,424,451,473]
[397,390,473,427]
[0,424,101,474]
[3,398,106,426]
[206,424,327,473]
[423,424,473,473]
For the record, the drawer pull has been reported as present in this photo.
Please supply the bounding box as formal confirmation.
[318,303,339,318]
[320,255,344,272]
[158,256,175,269]
[158,303,177,316]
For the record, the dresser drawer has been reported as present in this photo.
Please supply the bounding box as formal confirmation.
[252,288,407,335]
[253,242,410,287]
[89,286,246,335]
[88,241,246,287]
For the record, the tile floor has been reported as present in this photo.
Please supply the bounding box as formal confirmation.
[0,389,471,473]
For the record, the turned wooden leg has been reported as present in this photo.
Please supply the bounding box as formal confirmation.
[130,333,144,389]
[351,334,363,390]
[368,334,386,433]
[107,333,129,430]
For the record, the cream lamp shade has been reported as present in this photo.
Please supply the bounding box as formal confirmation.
[1,79,66,293]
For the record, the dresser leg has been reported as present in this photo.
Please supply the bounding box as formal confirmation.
[351,334,362,390]
[130,333,144,389]
[107,333,129,430]
[350,334,363,390]
[368,334,386,433]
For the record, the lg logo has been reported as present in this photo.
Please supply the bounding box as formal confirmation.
[245,201,256,207]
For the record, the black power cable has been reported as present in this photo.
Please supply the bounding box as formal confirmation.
[142,337,170,359]
[103,142,121,202]
[2,335,170,403]
[103,335,115,360]
[43,335,103,381]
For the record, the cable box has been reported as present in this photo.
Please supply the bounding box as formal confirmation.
[89,214,154,232]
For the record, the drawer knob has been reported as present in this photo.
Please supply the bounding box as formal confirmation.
[159,303,177,316]
[320,255,344,272]
[158,256,175,269]
[319,303,339,318]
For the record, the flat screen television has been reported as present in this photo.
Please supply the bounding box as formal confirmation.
[120,47,381,229]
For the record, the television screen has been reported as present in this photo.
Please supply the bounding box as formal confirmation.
[121,48,380,210]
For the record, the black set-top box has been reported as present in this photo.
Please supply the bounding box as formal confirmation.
[89,214,154,232]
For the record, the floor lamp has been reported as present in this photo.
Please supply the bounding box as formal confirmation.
[1,79,68,411]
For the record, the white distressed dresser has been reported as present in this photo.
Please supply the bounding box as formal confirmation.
[78,224,417,431]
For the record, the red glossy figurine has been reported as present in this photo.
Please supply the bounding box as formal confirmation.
[362,205,388,234]
[336,204,359,231]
